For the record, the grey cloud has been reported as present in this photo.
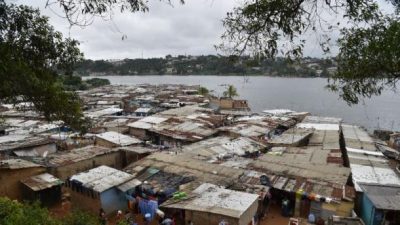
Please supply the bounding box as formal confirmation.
[11,0,393,59]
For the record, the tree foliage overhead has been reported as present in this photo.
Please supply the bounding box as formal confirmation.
[0,1,88,132]
[45,0,184,26]
[51,0,400,104]
[329,17,400,104]
[218,0,400,104]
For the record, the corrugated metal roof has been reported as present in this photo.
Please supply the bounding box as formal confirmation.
[250,146,350,185]
[296,123,340,131]
[124,152,244,188]
[85,107,123,118]
[182,136,265,160]
[96,131,141,146]
[0,159,41,169]
[162,183,258,218]
[360,184,400,210]
[70,165,134,193]
[21,173,63,191]
[119,146,157,154]
[117,179,142,192]
[134,108,152,113]
[140,116,169,124]
[350,164,400,191]
[302,116,342,124]
[269,128,313,146]
[48,145,118,166]
[262,109,295,116]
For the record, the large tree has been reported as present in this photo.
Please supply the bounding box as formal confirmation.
[218,0,400,104]
[0,1,90,132]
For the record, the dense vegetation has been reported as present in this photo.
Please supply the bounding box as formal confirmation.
[0,1,88,132]
[75,56,335,77]
[63,76,110,91]
[0,197,99,225]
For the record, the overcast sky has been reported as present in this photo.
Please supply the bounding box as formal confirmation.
[11,0,390,60]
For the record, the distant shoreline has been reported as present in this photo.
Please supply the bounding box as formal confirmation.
[83,73,329,78]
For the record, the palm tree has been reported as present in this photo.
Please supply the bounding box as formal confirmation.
[223,85,239,99]
[198,86,209,96]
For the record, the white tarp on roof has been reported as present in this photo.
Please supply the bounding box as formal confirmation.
[0,134,30,144]
[86,107,123,118]
[70,165,134,193]
[262,109,294,116]
[346,147,384,157]
[140,116,168,124]
[128,116,168,129]
[302,116,342,124]
[164,183,258,218]
[296,123,340,131]
[350,164,400,191]
[134,108,152,113]
[96,131,141,146]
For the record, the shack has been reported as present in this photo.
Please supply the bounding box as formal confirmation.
[67,165,135,215]
[0,159,45,200]
[47,145,123,180]
[20,173,63,206]
[0,135,56,157]
[95,131,142,148]
[128,116,169,140]
[358,184,400,225]
[162,183,259,225]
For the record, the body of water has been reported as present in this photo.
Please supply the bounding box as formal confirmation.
[85,75,400,132]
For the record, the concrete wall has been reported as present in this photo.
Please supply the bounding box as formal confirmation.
[107,126,129,134]
[100,188,127,215]
[219,99,234,109]
[0,167,45,200]
[68,186,102,215]
[122,150,149,166]
[360,193,376,225]
[239,199,258,225]
[95,138,118,148]
[21,184,62,207]
[49,151,123,180]
[184,210,238,225]
[68,187,127,216]
[129,128,147,140]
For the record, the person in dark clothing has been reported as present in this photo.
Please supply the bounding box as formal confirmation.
[258,188,271,220]
[281,198,290,217]
[99,208,107,225]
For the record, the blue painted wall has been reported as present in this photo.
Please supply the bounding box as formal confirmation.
[360,193,384,225]
[100,188,127,215]
[360,193,374,225]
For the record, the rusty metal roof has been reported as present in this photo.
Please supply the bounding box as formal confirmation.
[21,173,63,191]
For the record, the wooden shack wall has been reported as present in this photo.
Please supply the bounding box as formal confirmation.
[0,167,45,200]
